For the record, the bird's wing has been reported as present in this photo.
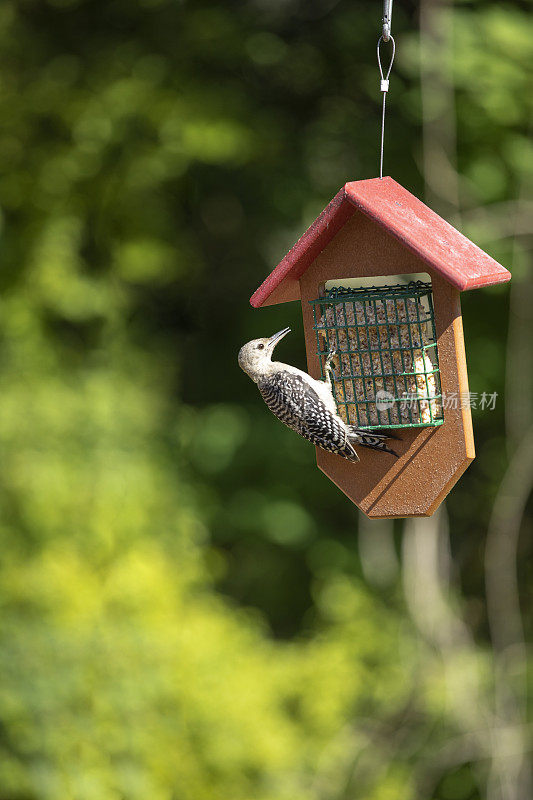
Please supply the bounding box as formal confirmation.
[258,371,359,461]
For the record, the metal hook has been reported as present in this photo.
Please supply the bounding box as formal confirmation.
[382,0,393,42]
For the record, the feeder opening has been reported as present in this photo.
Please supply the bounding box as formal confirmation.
[311,280,444,430]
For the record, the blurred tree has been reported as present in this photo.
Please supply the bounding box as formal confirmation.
[0,0,531,799]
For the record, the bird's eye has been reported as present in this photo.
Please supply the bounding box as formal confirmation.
[257,343,265,350]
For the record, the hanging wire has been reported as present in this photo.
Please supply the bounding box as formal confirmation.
[377,0,395,178]
[377,35,395,178]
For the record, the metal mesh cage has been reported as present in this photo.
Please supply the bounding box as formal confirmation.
[310,281,444,430]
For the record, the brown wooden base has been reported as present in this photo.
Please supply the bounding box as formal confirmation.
[299,209,475,519]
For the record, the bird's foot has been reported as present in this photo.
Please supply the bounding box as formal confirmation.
[325,345,337,367]
[325,346,337,382]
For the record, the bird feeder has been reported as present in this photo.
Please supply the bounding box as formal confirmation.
[250,177,511,519]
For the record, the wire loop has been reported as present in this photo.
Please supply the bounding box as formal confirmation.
[377,34,396,84]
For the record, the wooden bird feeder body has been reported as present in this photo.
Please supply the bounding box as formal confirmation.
[250,177,511,519]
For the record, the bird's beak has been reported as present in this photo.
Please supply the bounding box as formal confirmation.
[268,327,291,348]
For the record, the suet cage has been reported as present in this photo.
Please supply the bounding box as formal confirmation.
[311,281,444,430]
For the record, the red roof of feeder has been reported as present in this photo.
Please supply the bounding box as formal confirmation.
[250,177,511,308]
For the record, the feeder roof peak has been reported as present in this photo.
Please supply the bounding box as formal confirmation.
[250,177,511,308]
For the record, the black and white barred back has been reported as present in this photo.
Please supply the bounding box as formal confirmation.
[257,371,360,462]
[257,371,398,460]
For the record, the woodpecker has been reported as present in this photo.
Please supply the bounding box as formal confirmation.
[238,327,398,461]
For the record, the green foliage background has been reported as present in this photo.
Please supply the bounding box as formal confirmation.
[0,1,531,799]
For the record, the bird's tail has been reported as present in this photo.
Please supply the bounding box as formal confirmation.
[347,426,399,458]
